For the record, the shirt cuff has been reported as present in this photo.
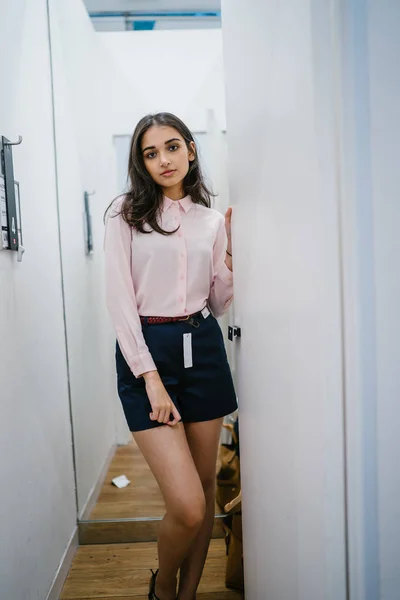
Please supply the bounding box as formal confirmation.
[130,352,157,378]
[217,261,234,285]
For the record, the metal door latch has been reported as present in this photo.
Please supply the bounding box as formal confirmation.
[228,326,241,342]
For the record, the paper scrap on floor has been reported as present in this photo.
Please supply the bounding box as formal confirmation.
[111,474,131,488]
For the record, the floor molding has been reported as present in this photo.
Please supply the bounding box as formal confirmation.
[46,526,79,600]
[78,514,225,545]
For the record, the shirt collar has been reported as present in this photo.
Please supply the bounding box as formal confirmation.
[162,195,193,213]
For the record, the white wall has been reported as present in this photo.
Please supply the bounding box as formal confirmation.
[370,2,400,594]
[338,1,400,598]
[223,0,400,598]
[48,0,138,515]
[222,1,347,599]
[99,29,227,135]
[0,1,77,598]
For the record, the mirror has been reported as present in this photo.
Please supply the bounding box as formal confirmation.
[47,0,240,556]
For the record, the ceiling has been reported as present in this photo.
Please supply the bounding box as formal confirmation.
[84,0,221,30]
[84,1,221,12]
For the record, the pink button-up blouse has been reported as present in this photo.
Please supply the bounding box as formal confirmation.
[104,195,233,378]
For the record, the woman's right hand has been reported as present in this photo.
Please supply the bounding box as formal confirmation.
[143,371,181,426]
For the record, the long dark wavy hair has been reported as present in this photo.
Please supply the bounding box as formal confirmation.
[108,113,214,235]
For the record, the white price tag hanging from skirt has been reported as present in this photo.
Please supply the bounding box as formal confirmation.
[183,333,193,368]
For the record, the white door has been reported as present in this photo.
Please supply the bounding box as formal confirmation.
[222,1,348,599]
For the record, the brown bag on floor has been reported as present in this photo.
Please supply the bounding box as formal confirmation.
[216,424,240,511]
[223,508,244,592]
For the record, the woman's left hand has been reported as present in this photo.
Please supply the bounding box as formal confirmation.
[225,207,232,253]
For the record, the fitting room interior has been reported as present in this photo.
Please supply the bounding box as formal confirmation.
[2,0,400,599]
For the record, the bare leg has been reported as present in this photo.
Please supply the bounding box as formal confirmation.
[177,418,224,600]
[133,423,206,600]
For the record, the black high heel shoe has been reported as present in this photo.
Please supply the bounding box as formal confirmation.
[148,569,160,600]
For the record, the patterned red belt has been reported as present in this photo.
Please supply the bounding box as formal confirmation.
[140,310,203,325]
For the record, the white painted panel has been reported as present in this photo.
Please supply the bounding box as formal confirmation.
[367,1,400,598]
[0,1,77,598]
[48,0,133,516]
[222,1,347,598]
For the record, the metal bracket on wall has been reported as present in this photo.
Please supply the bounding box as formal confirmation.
[228,326,241,342]
[83,190,95,255]
[0,135,25,260]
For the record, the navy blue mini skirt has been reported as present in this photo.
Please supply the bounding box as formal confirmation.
[116,311,238,432]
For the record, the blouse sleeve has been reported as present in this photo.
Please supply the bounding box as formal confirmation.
[208,214,234,318]
[104,201,157,378]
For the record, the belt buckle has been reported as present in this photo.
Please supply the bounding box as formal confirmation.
[188,317,200,328]
[179,315,190,321]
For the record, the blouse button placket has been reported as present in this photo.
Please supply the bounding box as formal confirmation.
[176,205,186,310]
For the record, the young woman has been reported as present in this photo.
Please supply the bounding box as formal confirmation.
[104,113,237,600]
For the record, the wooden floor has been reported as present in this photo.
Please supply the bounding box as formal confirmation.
[66,438,244,598]
[60,539,243,599]
[89,438,223,520]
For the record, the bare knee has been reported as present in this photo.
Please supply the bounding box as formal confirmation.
[174,494,206,531]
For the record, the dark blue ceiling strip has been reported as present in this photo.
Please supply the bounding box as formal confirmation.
[89,11,221,18]
[133,20,156,30]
